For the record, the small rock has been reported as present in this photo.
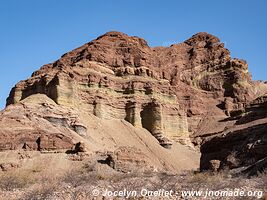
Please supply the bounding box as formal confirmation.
[209,160,221,172]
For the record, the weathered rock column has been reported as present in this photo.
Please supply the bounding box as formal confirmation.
[55,78,75,106]
[125,101,142,127]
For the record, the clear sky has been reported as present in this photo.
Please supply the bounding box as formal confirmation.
[1,0,266,109]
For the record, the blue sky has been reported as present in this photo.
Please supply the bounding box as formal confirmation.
[0,0,266,109]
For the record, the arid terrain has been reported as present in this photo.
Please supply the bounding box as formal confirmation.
[0,31,266,199]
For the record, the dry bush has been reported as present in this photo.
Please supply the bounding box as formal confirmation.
[62,167,104,187]
[0,154,68,194]
[0,155,265,200]
[188,171,226,184]
[183,170,247,190]
[0,171,36,191]
[19,183,56,200]
[61,168,86,187]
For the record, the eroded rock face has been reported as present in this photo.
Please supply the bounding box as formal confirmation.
[200,94,267,172]
[0,94,86,151]
[6,31,264,147]
[99,146,154,173]
[2,31,267,172]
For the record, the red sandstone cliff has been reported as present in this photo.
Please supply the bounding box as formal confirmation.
[1,31,267,172]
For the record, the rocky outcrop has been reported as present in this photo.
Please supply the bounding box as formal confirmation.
[200,94,267,172]
[0,94,201,173]
[1,31,267,172]
[0,94,85,151]
[99,146,154,173]
[6,31,263,148]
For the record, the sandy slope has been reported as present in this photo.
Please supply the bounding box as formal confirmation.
[0,94,200,173]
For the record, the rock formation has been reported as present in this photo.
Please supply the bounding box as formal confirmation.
[1,31,267,173]
[0,94,83,151]
[200,94,267,172]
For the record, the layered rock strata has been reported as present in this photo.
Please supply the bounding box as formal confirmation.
[1,31,267,172]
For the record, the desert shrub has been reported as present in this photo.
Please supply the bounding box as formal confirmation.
[62,167,102,187]
[20,184,55,200]
[0,171,36,191]
[61,168,85,187]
